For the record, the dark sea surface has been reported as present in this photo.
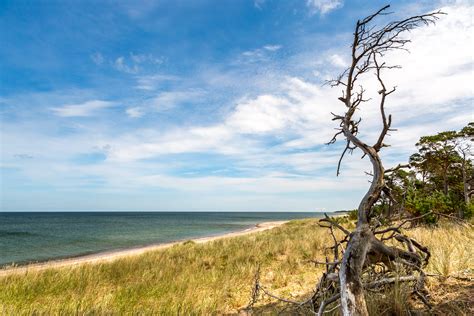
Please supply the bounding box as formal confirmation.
[0,212,328,266]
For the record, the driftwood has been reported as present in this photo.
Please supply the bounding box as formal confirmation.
[246,6,446,316]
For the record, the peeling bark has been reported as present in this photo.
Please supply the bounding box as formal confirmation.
[339,226,371,315]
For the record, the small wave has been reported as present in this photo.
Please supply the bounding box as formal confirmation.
[0,231,36,237]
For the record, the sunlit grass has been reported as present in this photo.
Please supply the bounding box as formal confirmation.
[0,220,331,314]
[408,222,474,278]
[0,218,472,314]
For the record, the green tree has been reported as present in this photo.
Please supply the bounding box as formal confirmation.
[415,131,460,195]
[394,123,473,219]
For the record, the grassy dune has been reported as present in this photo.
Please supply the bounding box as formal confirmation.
[0,219,472,315]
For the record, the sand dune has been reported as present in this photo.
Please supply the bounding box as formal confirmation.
[0,220,288,277]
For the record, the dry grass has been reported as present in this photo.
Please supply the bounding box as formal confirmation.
[365,220,474,316]
[0,218,472,315]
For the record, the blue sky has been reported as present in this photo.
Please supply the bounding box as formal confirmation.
[1,0,472,211]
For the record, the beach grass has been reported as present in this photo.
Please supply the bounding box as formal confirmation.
[0,218,472,315]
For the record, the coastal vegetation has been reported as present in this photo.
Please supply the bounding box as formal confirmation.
[382,122,474,222]
[0,4,471,316]
[0,218,472,314]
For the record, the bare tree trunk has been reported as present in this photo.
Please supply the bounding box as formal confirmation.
[339,146,384,315]
[339,226,371,315]
[326,6,443,315]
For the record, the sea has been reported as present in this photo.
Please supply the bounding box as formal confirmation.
[0,211,329,267]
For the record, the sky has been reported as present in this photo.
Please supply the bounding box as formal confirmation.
[0,0,472,211]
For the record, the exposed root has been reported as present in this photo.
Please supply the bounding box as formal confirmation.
[246,216,435,315]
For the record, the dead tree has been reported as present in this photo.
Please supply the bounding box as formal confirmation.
[326,5,444,315]
[246,5,446,316]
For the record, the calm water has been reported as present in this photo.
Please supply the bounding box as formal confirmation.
[0,212,327,266]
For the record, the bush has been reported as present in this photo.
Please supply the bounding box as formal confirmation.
[348,209,358,221]
[463,202,473,219]
[405,191,453,223]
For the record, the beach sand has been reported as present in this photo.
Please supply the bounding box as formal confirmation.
[0,220,288,277]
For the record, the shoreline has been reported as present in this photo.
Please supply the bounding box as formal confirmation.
[0,220,289,277]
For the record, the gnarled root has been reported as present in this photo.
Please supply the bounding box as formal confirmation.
[245,216,432,315]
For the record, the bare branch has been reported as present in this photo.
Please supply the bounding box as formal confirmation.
[317,293,341,316]
[319,214,351,235]
[384,163,410,174]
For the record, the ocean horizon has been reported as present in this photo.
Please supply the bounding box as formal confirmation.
[0,211,331,267]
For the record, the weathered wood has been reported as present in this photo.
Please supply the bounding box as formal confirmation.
[246,7,444,315]
[328,6,444,315]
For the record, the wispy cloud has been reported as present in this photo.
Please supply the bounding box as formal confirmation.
[149,90,206,111]
[307,0,343,16]
[263,45,282,51]
[240,44,282,63]
[51,100,114,117]
[90,52,104,65]
[106,2,473,171]
[114,56,139,74]
[254,0,265,10]
[135,74,179,91]
[106,77,332,162]
[130,53,164,65]
[328,54,346,68]
[2,0,472,211]
[90,53,165,74]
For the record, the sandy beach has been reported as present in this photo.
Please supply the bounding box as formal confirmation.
[0,220,288,277]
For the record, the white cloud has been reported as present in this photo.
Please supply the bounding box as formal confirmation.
[240,44,282,63]
[106,2,473,168]
[4,1,472,211]
[126,107,144,118]
[263,45,282,51]
[113,53,164,74]
[51,100,114,117]
[242,50,263,58]
[226,95,292,133]
[307,0,343,15]
[328,54,346,68]
[132,172,365,194]
[340,3,474,150]
[106,76,334,162]
[26,3,474,175]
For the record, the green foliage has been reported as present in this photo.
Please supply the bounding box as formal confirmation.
[385,122,473,222]
[459,122,474,140]
[405,191,453,223]
[348,209,358,221]
[463,203,474,219]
